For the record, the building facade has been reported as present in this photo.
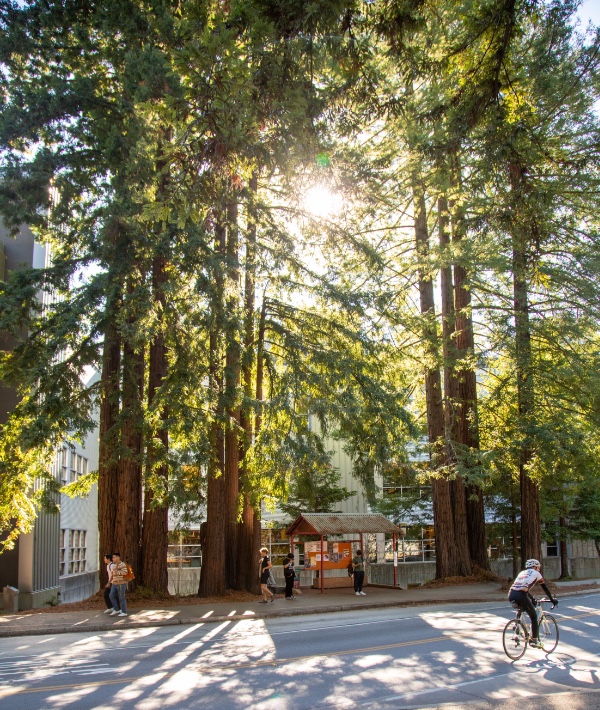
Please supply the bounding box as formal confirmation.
[0,224,100,610]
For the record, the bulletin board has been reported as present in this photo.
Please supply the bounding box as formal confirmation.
[303,541,352,570]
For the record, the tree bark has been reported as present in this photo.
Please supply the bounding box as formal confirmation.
[450,156,489,570]
[510,479,520,578]
[510,162,542,566]
[509,163,542,564]
[413,181,457,579]
[238,173,261,593]
[141,250,169,593]
[97,310,121,587]
[198,221,228,597]
[559,516,569,579]
[114,276,144,585]
[439,195,471,577]
[224,194,241,590]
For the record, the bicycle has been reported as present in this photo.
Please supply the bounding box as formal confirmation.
[502,597,559,660]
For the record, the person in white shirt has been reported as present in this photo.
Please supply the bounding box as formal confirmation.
[508,559,557,647]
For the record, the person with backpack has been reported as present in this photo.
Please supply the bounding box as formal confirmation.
[352,549,366,596]
[109,552,131,617]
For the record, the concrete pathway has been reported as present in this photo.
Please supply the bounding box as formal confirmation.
[0,581,595,638]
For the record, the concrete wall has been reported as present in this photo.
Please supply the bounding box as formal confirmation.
[168,568,201,597]
[369,562,435,587]
[368,555,599,589]
[162,553,600,598]
[60,571,99,604]
[570,557,600,579]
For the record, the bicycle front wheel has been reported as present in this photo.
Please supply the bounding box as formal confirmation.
[540,614,559,654]
[503,618,528,660]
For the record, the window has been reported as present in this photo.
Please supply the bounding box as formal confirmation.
[546,540,559,557]
[59,529,66,576]
[70,450,77,482]
[67,529,87,574]
[63,448,88,483]
[61,447,69,486]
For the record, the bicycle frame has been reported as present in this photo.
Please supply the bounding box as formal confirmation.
[510,598,558,646]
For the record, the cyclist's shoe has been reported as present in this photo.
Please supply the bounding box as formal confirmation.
[529,638,543,648]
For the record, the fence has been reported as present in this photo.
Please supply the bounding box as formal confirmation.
[167,544,202,568]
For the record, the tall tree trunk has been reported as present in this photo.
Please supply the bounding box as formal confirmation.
[509,162,542,566]
[141,249,169,593]
[413,181,457,579]
[439,196,471,577]
[450,156,489,570]
[510,478,520,578]
[559,516,569,579]
[198,222,228,596]
[97,310,121,586]
[114,276,144,584]
[224,195,241,590]
[253,298,267,569]
[238,173,260,593]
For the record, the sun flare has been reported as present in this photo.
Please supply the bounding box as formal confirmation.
[302,185,343,218]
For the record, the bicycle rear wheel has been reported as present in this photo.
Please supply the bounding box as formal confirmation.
[539,613,559,654]
[503,618,528,660]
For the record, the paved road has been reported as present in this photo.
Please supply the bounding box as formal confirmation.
[0,594,599,709]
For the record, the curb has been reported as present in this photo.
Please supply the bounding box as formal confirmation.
[0,587,596,639]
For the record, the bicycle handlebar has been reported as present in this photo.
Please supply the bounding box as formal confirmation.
[537,597,558,609]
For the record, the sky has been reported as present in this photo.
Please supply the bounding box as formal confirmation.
[577,0,600,28]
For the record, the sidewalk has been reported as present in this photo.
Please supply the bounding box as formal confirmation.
[0,582,597,638]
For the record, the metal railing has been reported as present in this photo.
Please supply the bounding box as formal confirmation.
[381,538,436,563]
[167,544,202,569]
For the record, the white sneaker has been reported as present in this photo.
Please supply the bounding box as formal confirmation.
[103,609,113,614]
[359,591,366,595]
[110,610,119,616]
[118,612,127,617]
[355,592,360,596]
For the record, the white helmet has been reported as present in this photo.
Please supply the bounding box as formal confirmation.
[525,559,540,569]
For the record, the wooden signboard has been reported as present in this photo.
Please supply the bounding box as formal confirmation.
[304,541,352,570]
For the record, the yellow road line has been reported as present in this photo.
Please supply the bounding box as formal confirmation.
[0,634,453,697]
[1,610,598,698]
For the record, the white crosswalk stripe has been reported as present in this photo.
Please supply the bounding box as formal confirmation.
[0,658,117,684]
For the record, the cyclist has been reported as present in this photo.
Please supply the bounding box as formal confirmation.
[509,559,558,648]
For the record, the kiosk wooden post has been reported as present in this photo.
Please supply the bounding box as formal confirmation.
[320,535,325,593]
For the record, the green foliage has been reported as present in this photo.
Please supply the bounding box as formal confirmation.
[60,471,99,500]
[0,0,599,563]
[278,460,356,520]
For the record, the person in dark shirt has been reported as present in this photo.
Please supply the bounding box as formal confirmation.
[283,552,295,600]
[353,549,366,595]
[102,553,114,613]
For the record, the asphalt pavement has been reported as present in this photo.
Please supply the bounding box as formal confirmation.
[0,591,598,709]
[0,583,510,638]
[1,580,598,639]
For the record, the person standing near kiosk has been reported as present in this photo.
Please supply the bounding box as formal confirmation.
[353,549,366,595]
[283,552,295,599]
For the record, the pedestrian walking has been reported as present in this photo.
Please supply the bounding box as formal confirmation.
[102,553,114,613]
[259,547,275,603]
[109,552,129,617]
[353,549,366,595]
[283,552,295,600]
